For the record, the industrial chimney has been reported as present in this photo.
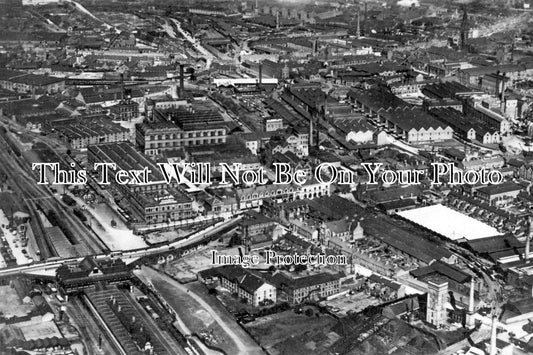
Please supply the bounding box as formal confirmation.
[499,73,506,114]
[490,314,497,355]
[309,116,314,147]
[179,64,185,97]
[526,216,532,261]
[467,277,475,327]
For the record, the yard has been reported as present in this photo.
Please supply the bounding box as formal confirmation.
[245,310,339,355]
[323,291,382,317]
[161,246,241,282]
[0,285,33,318]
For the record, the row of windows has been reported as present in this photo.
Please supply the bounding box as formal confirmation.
[146,203,192,213]
[242,189,294,201]
[292,282,338,295]
[147,130,225,140]
[293,287,338,299]
[145,210,194,221]
[147,138,224,148]
[73,134,129,143]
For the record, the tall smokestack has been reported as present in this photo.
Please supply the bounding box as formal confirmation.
[258,63,263,85]
[120,73,124,101]
[179,64,184,97]
[500,73,506,113]
[316,114,320,147]
[490,314,497,355]
[526,216,532,261]
[467,277,475,327]
[309,117,314,147]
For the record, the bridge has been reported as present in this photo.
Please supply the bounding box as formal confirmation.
[0,215,243,279]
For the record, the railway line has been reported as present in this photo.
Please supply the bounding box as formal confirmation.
[0,214,242,278]
[0,128,108,258]
[0,134,55,259]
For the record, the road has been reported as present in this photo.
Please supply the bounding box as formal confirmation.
[447,243,503,306]
[65,0,113,30]
[135,266,265,355]
[383,133,420,155]
[169,17,215,69]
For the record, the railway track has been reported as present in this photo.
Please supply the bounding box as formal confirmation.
[0,131,107,258]
[0,137,55,259]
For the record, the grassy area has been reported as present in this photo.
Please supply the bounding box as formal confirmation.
[217,289,257,314]
[245,310,338,354]
[351,318,442,355]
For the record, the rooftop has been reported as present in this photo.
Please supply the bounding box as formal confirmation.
[397,204,501,241]
[87,142,165,182]
[55,118,129,139]
[362,216,452,264]
[410,261,471,284]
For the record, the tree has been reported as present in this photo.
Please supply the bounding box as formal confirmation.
[294,264,307,273]
[110,219,117,227]
[305,308,314,317]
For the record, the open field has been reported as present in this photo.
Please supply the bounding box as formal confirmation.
[245,310,338,355]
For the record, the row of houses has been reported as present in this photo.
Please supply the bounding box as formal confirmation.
[347,87,512,145]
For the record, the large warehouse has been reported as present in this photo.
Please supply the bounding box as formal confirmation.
[397,204,501,242]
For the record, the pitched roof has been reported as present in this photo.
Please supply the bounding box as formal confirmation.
[213,265,269,293]
[410,261,471,284]
[267,271,342,290]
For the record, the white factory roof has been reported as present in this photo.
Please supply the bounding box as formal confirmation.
[212,78,278,87]
[397,204,501,241]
